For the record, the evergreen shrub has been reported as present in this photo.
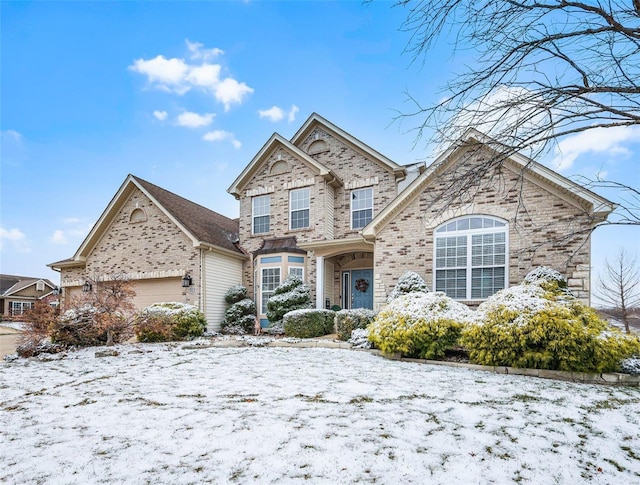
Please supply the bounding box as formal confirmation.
[134,302,206,342]
[387,271,430,302]
[335,308,377,341]
[368,292,474,359]
[266,275,312,328]
[221,285,256,335]
[283,309,335,338]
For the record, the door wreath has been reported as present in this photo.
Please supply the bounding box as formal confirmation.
[355,278,369,292]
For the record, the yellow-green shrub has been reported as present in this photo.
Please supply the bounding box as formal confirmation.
[368,292,473,359]
[464,283,640,372]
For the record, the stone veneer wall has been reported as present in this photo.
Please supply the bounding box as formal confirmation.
[374,148,595,308]
[60,188,201,308]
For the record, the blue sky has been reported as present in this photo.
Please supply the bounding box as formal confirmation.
[1,1,638,294]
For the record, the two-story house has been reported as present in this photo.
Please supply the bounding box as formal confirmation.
[228,113,614,327]
[51,113,614,330]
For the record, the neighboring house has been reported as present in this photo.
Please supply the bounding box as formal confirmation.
[228,113,614,326]
[49,175,246,330]
[0,274,57,318]
[49,113,615,329]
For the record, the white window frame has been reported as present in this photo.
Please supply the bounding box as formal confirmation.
[289,188,310,230]
[36,281,45,291]
[288,266,305,282]
[433,216,508,300]
[260,267,281,314]
[350,187,373,230]
[252,195,271,234]
[10,301,34,316]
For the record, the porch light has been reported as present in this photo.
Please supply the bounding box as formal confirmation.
[182,274,192,287]
[82,281,92,292]
[53,287,61,296]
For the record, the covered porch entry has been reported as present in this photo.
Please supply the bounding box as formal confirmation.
[299,238,375,312]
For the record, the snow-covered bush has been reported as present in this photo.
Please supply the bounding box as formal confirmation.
[463,280,640,372]
[523,266,572,296]
[387,271,430,302]
[368,292,474,359]
[51,304,132,347]
[134,302,206,342]
[335,308,377,341]
[266,275,312,327]
[349,328,372,349]
[221,298,256,335]
[224,284,248,304]
[221,285,256,335]
[620,356,640,375]
[283,309,335,338]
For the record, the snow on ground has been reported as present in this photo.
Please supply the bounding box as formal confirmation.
[1,344,639,484]
[0,321,25,331]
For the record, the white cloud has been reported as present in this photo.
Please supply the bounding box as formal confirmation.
[130,41,253,111]
[203,130,242,149]
[214,78,254,112]
[259,106,285,122]
[176,111,215,128]
[1,129,23,143]
[288,105,299,123]
[259,104,299,123]
[129,55,190,94]
[186,39,224,61]
[0,226,31,253]
[51,230,67,245]
[553,126,640,171]
[153,110,168,121]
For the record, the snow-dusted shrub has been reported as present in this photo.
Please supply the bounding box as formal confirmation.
[620,356,640,375]
[266,275,312,327]
[523,266,572,296]
[349,328,372,349]
[221,296,256,335]
[335,309,377,341]
[225,285,248,304]
[368,292,474,359]
[134,302,206,342]
[463,283,640,372]
[387,271,430,302]
[51,304,132,347]
[283,309,335,338]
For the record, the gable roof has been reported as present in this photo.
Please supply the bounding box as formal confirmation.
[363,128,616,239]
[290,112,407,178]
[50,175,244,270]
[227,133,342,198]
[0,274,55,297]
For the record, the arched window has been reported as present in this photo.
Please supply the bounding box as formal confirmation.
[129,208,147,223]
[434,215,508,300]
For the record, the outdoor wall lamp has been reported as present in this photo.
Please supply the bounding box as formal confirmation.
[182,274,192,287]
[53,286,61,295]
[82,281,92,292]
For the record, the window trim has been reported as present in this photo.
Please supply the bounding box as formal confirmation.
[350,187,374,230]
[288,266,305,281]
[252,194,271,235]
[433,215,509,301]
[260,266,281,314]
[289,187,310,230]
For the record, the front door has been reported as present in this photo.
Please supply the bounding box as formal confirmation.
[351,269,373,309]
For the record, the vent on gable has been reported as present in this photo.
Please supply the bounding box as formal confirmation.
[36,281,45,292]
[308,139,329,155]
[270,160,290,175]
[129,208,147,223]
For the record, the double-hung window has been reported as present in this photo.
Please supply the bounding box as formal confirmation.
[10,301,33,316]
[351,188,373,229]
[261,267,281,314]
[252,195,271,234]
[289,188,310,230]
[434,216,507,300]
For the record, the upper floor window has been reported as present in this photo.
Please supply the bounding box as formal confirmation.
[290,188,310,230]
[253,195,271,234]
[434,216,508,300]
[351,188,373,229]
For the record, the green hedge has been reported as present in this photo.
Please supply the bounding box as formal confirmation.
[283,309,336,338]
[335,309,377,341]
[134,302,206,342]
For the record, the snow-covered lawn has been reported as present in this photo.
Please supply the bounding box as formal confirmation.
[2,344,639,484]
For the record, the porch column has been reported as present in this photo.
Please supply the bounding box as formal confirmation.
[315,255,324,309]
